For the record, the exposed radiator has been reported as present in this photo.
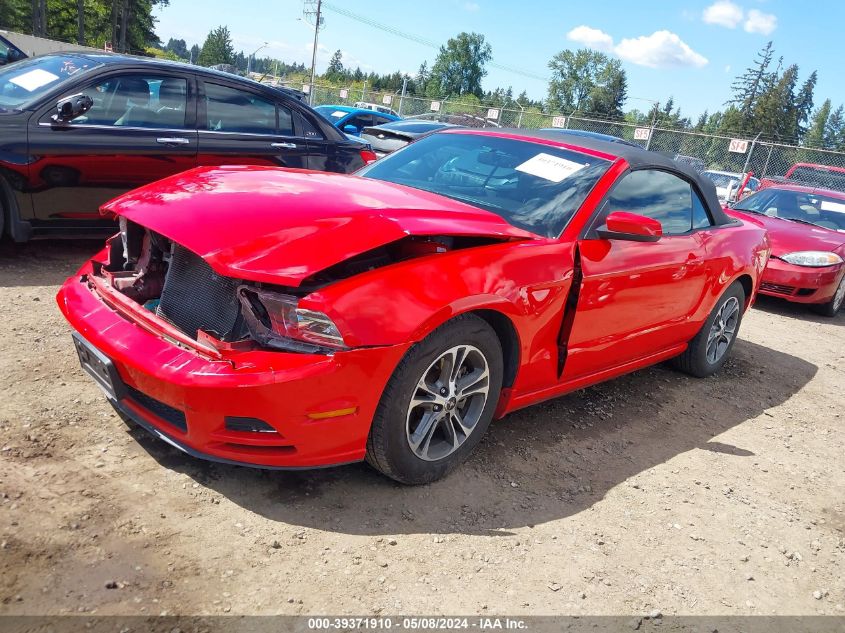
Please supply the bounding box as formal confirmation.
[156,244,243,340]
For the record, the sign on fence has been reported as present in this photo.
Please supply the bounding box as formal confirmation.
[302,84,310,94]
[486,108,500,120]
[634,127,651,141]
[551,116,566,128]
[382,95,392,105]
[729,139,749,154]
[430,101,441,112]
[339,88,348,99]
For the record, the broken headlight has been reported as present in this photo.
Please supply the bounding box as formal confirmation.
[237,286,347,353]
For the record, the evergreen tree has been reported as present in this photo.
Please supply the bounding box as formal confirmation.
[197,25,234,67]
[429,32,492,97]
[804,99,831,149]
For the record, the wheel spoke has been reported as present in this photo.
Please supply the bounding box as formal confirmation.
[409,410,439,456]
[450,346,468,382]
[456,366,489,399]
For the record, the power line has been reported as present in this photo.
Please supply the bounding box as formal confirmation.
[320,2,549,83]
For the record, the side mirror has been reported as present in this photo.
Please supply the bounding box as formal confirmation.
[597,211,662,242]
[53,93,94,123]
[343,124,359,135]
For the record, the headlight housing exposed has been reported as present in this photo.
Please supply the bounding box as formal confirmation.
[237,286,346,352]
[779,251,844,267]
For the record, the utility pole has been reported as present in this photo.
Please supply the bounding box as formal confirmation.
[304,0,324,106]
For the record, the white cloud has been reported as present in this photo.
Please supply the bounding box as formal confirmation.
[463,1,480,11]
[744,9,777,34]
[702,0,744,28]
[566,25,614,52]
[615,30,708,69]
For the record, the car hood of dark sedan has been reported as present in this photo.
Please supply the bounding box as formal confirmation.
[727,208,845,256]
[101,165,536,286]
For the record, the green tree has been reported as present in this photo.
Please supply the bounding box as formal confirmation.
[729,41,774,125]
[546,49,627,117]
[804,99,831,149]
[164,37,188,59]
[428,32,492,98]
[197,25,234,67]
[324,49,344,81]
[825,106,845,150]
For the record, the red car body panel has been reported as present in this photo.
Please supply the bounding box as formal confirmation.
[726,186,845,304]
[100,166,536,287]
[57,132,770,469]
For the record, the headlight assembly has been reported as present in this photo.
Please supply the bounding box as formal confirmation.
[237,286,347,352]
[779,251,843,267]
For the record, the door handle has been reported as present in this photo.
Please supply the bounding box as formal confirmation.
[270,142,297,149]
[156,137,190,145]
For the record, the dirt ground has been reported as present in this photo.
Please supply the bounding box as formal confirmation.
[0,239,843,618]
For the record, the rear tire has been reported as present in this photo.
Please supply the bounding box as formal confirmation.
[671,281,745,378]
[811,275,845,317]
[366,314,503,485]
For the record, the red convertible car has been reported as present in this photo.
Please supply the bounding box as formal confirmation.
[727,184,845,316]
[57,130,769,483]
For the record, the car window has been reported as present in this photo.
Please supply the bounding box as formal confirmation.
[604,170,694,235]
[277,103,294,136]
[344,114,373,131]
[734,189,845,231]
[205,83,275,134]
[373,114,394,126]
[359,132,611,238]
[296,111,324,139]
[692,189,712,229]
[71,74,188,129]
[0,54,100,111]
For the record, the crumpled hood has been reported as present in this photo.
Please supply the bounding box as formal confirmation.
[102,165,536,286]
[726,208,845,256]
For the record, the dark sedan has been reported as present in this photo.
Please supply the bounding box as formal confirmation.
[360,119,459,157]
[0,53,375,241]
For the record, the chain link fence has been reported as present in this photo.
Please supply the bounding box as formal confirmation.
[289,81,845,185]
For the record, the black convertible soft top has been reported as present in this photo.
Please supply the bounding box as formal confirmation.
[475,128,733,226]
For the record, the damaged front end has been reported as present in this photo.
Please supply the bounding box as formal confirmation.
[87,218,508,356]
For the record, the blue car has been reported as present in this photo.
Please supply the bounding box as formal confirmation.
[315,105,401,136]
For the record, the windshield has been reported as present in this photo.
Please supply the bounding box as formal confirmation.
[734,188,845,232]
[358,132,611,238]
[0,55,99,111]
[315,106,347,120]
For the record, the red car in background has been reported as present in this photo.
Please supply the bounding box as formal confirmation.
[727,184,845,316]
[57,130,769,484]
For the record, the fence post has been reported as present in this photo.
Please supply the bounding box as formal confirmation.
[761,143,774,178]
[742,132,761,174]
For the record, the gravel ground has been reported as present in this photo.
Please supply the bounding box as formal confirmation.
[0,240,843,617]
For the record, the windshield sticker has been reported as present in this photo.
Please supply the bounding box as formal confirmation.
[819,200,845,213]
[9,68,60,92]
[331,110,346,118]
[515,153,586,183]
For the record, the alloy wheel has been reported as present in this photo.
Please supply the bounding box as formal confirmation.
[405,345,490,462]
[706,296,740,364]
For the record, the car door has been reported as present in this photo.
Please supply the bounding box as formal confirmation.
[339,113,375,136]
[197,81,310,170]
[27,70,197,222]
[561,169,712,380]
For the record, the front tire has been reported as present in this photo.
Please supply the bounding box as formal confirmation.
[811,275,845,317]
[671,281,745,378]
[366,314,503,485]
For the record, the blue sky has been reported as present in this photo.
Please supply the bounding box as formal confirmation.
[154,0,844,119]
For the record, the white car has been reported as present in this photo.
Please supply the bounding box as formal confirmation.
[353,101,399,117]
[702,170,760,203]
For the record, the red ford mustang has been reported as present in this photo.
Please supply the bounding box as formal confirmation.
[57,130,769,483]
[726,184,845,316]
